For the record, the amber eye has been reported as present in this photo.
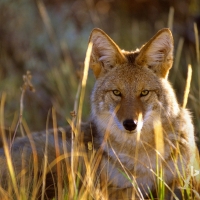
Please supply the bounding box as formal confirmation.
[113,90,121,96]
[140,90,149,97]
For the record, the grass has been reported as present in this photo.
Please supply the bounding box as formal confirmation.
[0,4,200,200]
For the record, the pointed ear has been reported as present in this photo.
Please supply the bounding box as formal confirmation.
[136,28,173,78]
[89,28,126,78]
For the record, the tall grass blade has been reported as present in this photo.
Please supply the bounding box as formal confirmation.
[182,64,192,108]
[22,119,39,199]
[194,23,200,63]
[154,117,164,157]
[76,42,93,130]
[0,93,19,198]
[41,110,51,200]
[52,108,63,199]
[172,37,184,82]
[194,23,200,103]
[167,7,174,30]
[35,0,57,46]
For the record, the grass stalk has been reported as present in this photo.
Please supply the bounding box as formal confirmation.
[41,110,51,200]
[194,23,200,104]
[0,93,19,198]
[194,23,200,63]
[76,42,93,131]
[52,107,63,200]
[67,42,93,198]
[22,119,39,199]
[167,7,174,30]
[182,64,192,108]
[172,37,184,82]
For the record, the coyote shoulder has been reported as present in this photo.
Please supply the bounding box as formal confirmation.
[0,28,199,199]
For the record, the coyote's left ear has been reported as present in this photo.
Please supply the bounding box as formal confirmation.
[136,28,173,79]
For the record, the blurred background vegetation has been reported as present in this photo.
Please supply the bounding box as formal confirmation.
[0,0,200,141]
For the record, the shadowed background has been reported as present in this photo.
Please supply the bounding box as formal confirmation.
[0,0,200,142]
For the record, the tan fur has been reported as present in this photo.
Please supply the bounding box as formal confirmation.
[0,28,199,199]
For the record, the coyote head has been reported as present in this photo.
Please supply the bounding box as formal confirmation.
[89,28,179,143]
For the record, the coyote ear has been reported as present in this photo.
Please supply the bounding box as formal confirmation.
[89,28,126,78]
[136,28,173,78]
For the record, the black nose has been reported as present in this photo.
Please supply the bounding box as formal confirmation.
[123,119,137,131]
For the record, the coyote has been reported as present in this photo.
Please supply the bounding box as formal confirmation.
[0,28,199,199]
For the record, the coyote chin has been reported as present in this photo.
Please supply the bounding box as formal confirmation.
[0,28,199,199]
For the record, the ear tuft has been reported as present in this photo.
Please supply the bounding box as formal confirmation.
[89,28,125,78]
[136,28,173,78]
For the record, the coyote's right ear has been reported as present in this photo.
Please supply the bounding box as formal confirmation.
[89,28,126,78]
